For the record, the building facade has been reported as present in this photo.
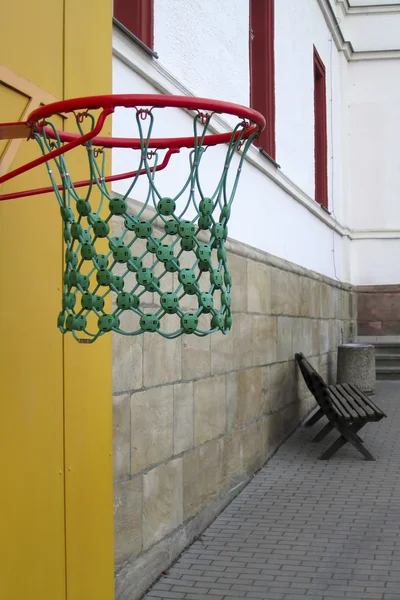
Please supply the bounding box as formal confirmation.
[111,1,400,598]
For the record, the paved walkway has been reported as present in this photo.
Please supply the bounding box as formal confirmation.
[144,381,400,600]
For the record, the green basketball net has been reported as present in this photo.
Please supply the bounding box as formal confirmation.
[0,95,265,342]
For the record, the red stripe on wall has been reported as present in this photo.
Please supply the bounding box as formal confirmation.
[114,0,154,49]
[313,46,328,209]
[250,0,275,159]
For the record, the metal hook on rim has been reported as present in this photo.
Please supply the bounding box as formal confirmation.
[74,110,89,124]
[137,108,153,121]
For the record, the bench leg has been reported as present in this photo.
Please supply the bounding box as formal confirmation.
[319,424,375,461]
[312,422,334,442]
[304,408,324,427]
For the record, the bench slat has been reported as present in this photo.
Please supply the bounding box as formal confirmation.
[329,386,360,421]
[325,388,347,419]
[345,383,386,418]
[339,384,375,418]
[334,384,370,420]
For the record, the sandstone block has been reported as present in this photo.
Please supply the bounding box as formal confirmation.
[263,412,284,458]
[194,375,226,445]
[221,431,244,492]
[143,316,181,387]
[113,393,131,481]
[233,313,253,370]
[236,367,262,425]
[183,439,221,520]
[342,290,351,320]
[332,287,341,319]
[336,290,351,319]
[318,353,329,383]
[330,350,338,382]
[182,333,211,380]
[268,361,296,413]
[320,283,333,319]
[247,260,271,314]
[271,269,299,316]
[310,279,322,318]
[299,276,312,318]
[226,372,239,431]
[277,316,293,362]
[142,459,183,550]
[350,319,357,341]
[112,322,143,393]
[261,366,271,416]
[312,319,320,355]
[131,386,173,473]
[114,477,143,566]
[252,315,277,366]
[228,253,248,312]
[210,331,234,375]
[279,402,302,436]
[241,421,264,475]
[329,319,341,351]
[293,318,312,356]
[350,292,357,320]
[319,319,330,354]
[174,382,194,455]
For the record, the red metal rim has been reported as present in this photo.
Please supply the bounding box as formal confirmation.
[0,94,266,196]
[27,93,266,149]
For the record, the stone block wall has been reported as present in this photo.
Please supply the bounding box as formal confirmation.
[358,284,400,338]
[112,203,356,599]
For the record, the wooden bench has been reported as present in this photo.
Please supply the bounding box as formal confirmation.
[295,352,386,460]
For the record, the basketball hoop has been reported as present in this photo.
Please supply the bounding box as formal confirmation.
[0,94,265,342]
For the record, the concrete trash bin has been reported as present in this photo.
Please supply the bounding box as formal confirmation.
[337,343,375,394]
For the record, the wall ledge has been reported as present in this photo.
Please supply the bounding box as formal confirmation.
[115,195,355,291]
[335,0,400,16]
[317,0,400,59]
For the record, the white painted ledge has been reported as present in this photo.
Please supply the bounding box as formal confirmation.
[351,230,400,240]
[319,0,400,59]
[335,0,400,15]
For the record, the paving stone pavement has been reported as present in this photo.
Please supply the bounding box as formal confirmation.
[143,381,400,600]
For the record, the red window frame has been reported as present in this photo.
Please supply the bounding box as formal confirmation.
[249,0,275,160]
[313,46,328,209]
[114,0,154,50]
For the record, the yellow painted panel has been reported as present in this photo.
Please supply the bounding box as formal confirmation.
[63,1,114,599]
[0,0,64,97]
[1,0,114,597]
[0,90,65,600]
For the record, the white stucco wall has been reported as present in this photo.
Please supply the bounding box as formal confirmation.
[275,0,343,214]
[112,0,349,281]
[346,60,400,231]
[344,59,400,285]
[112,0,400,285]
[352,239,400,286]
[112,56,344,280]
[153,0,250,107]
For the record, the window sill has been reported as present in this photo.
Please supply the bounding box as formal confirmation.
[258,147,281,169]
[113,18,159,59]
